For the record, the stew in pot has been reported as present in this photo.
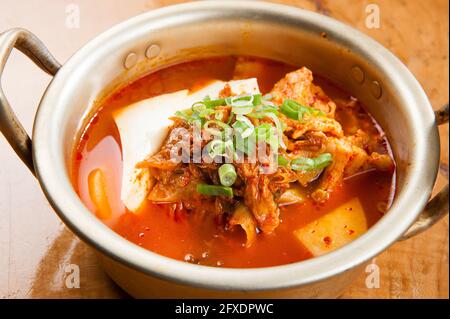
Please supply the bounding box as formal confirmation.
[72,56,396,268]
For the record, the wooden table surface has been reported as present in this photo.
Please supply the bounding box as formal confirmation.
[0,0,448,299]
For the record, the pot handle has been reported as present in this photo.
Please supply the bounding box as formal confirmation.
[400,103,449,240]
[0,28,61,175]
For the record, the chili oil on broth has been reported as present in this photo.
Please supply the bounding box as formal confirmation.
[72,56,395,268]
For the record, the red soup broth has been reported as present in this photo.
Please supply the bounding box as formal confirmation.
[72,56,395,268]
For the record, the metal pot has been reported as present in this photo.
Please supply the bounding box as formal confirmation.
[0,1,448,298]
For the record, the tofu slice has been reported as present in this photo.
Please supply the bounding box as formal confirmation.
[113,78,260,212]
[294,197,367,256]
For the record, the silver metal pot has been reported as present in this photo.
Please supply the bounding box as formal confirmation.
[0,1,448,298]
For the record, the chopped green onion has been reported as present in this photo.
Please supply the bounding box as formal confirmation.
[255,123,272,137]
[198,109,215,118]
[253,93,262,106]
[175,109,191,121]
[226,95,254,107]
[236,114,253,127]
[313,153,333,169]
[291,158,314,171]
[291,153,333,171]
[265,112,286,150]
[207,140,226,158]
[191,101,207,113]
[247,102,279,119]
[203,96,226,108]
[196,183,233,197]
[182,94,266,121]
[232,114,257,156]
[262,103,277,113]
[233,115,254,138]
[280,99,324,122]
[277,155,290,167]
[247,110,277,119]
[226,95,253,114]
[206,138,235,159]
[175,109,201,123]
[280,99,301,119]
[193,94,263,116]
[228,94,267,114]
[297,105,323,121]
[227,94,262,107]
[218,164,237,187]
[231,105,254,115]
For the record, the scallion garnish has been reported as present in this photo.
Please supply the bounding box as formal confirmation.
[280,99,299,119]
[196,183,233,197]
[226,95,254,107]
[191,101,207,113]
[290,153,333,171]
[253,93,262,106]
[226,95,254,115]
[265,112,286,150]
[188,94,264,118]
[203,96,226,108]
[280,99,324,121]
[175,109,191,121]
[277,155,290,167]
[218,164,237,187]
[232,115,254,138]
[207,140,226,158]
[247,103,279,119]
[231,105,254,115]
[174,109,202,123]
[198,109,215,118]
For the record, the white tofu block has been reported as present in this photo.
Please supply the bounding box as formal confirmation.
[114,78,260,212]
[294,197,368,256]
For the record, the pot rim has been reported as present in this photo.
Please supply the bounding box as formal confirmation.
[32,0,439,291]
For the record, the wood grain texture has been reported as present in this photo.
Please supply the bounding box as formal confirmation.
[0,0,447,299]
